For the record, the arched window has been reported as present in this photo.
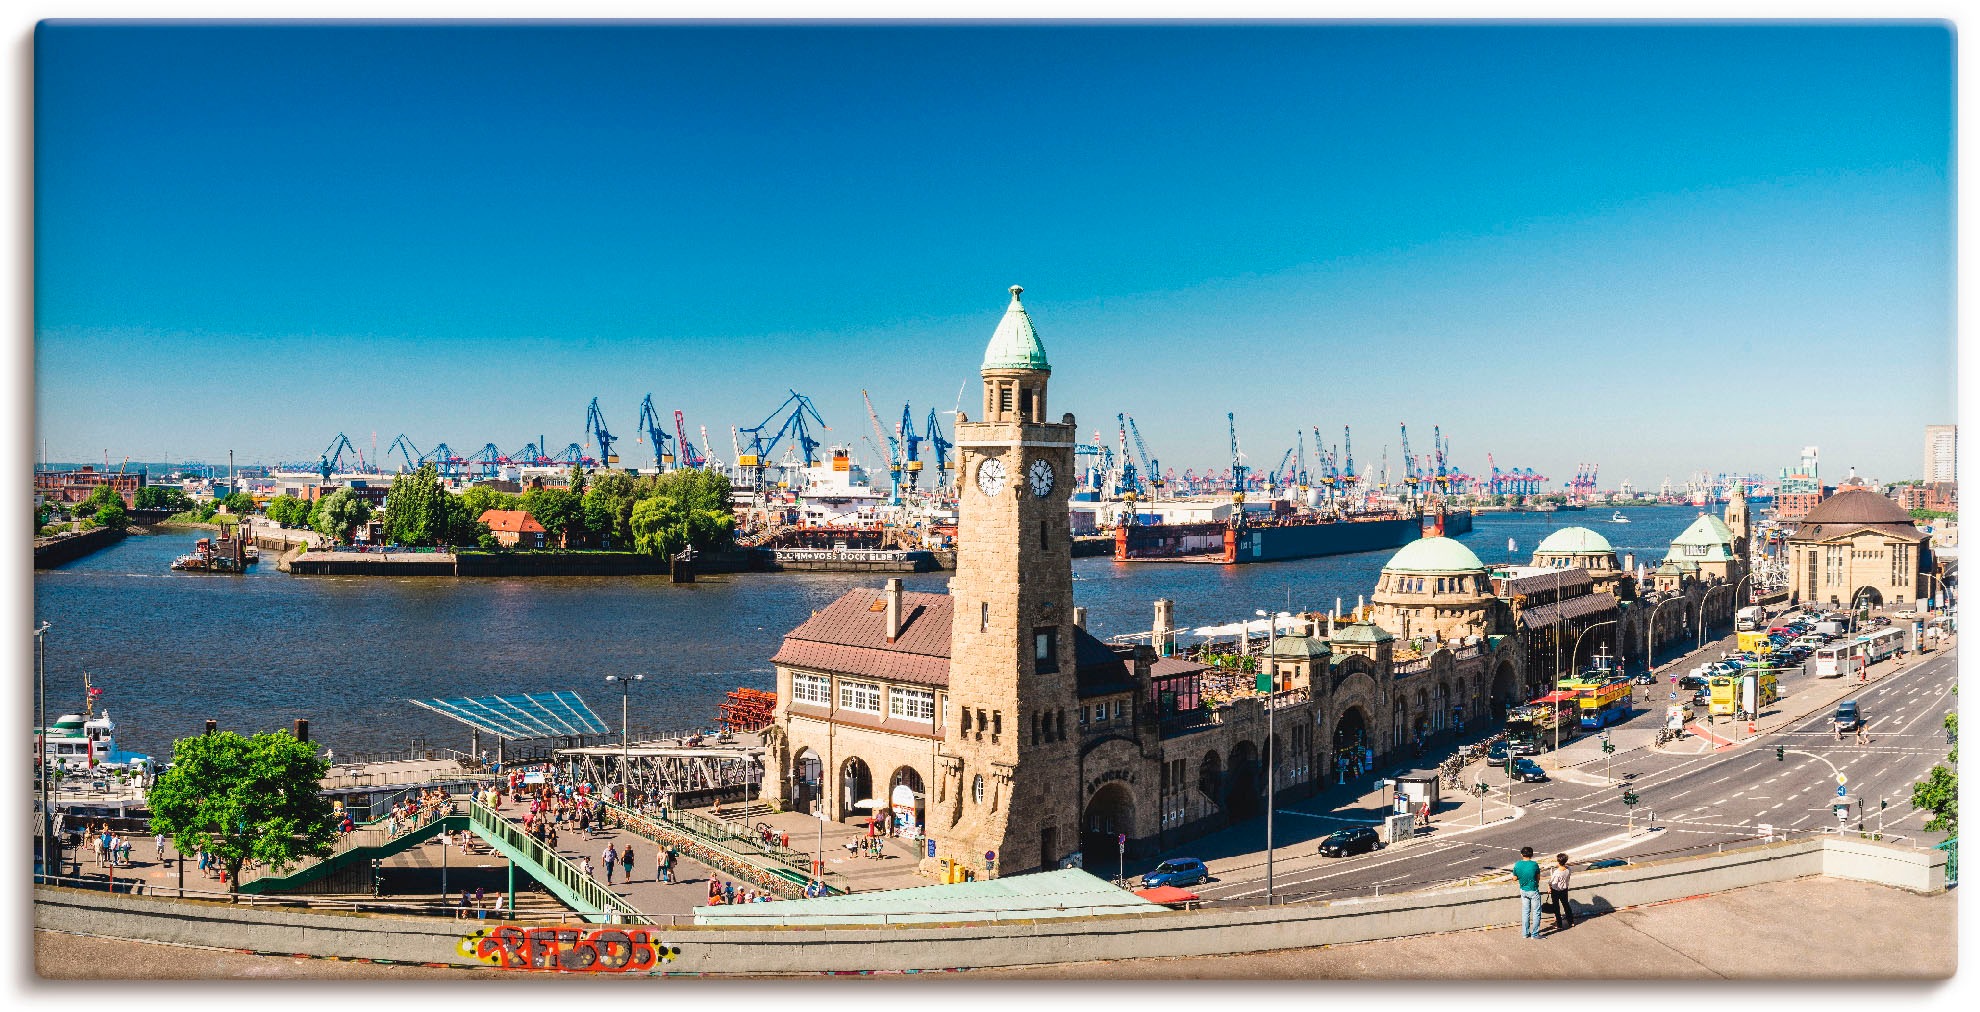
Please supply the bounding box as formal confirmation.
[972,775,986,805]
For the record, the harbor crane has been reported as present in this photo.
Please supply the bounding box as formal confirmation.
[861,390,902,506]
[1124,414,1161,499]
[1432,425,1450,493]
[1398,423,1420,504]
[464,443,506,478]
[418,443,463,476]
[924,407,955,490]
[585,398,619,469]
[386,434,421,473]
[1227,412,1248,508]
[738,390,828,490]
[1341,426,1357,488]
[674,411,706,470]
[899,404,924,490]
[635,394,677,473]
[1113,414,1141,498]
[318,432,360,479]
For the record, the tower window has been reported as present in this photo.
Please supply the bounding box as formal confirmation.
[992,710,1002,739]
[1040,519,1048,550]
[1019,387,1032,418]
[981,602,990,633]
[1035,627,1058,674]
[973,775,985,805]
[999,385,1013,416]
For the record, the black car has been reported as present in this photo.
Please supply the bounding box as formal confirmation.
[1510,757,1549,783]
[1486,740,1512,764]
[1318,826,1381,857]
[1678,674,1710,691]
[1833,701,1864,732]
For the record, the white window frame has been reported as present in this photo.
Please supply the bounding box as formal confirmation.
[791,673,831,707]
[839,680,881,713]
[889,686,936,722]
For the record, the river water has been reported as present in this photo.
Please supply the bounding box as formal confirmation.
[32,506,1712,759]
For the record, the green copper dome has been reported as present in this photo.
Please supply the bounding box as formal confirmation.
[981,285,1051,372]
[1382,535,1487,574]
[1536,526,1613,555]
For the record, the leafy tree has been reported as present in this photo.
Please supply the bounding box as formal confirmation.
[1911,710,1957,836]
[382,465,452,546]
[134,485,195,512]
[312,487,372,543]
[147,729,335,897]
[568,463,588,498]
[458,485,519,522]
[264,495,307,527]
[630,468,735,558]
[582,470,642,548]
[221,491,258,514]
[521,487,583,548]
[93,498,128,530]
[81,484,123,515]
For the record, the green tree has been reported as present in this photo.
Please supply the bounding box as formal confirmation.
[382,465,452,546]
[93,498,128,530]
[146,728,335,897]
[264,495,307,527]
[1911,711,1957,836]
[312,487,372,543]
[134,485,194,512]
[81,484,123,515]
[521,487,582,548]
[220,491,258,514]
[458,485,519,522]
[629,468,735,558]
[568,463,588,498]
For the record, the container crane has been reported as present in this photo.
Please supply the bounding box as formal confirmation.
[464,443,505,478]
[737,390,829,489]
[319,432,359,479]
[386,434,422,473]
[1227,412,1248,509]
[584,398,619,469]
[924,408,955,490]
[1398,423,1420,505]
[635,394,677,473]
[861,389,902,505]
[674,411,706,469]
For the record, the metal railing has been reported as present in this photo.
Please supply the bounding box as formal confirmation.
[1936,837,1958,886]
[466,797,645,923]
[601,801,826,899]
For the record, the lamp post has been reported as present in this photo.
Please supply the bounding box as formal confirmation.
[1696,584,1729,651]
[605,674,644,798]
[1254,608,1285,904]
[35,621,52,880]
[1567,618,1618,751]
[1647,597,1684,684]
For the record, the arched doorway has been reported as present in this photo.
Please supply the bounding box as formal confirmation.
[1851,586,1885,610]
[1227,740,1262,821]
[1082,783,1136,876]
[1198,750,1225,813]
[1491,660,1517,721]
[791,748,823,814]
[839,757,872,821]
[1333,706,1371,778]
[887,766,925,837]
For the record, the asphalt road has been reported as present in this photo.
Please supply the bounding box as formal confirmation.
[1189,641,1956,905]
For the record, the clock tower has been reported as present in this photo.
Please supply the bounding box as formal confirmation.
[938,285,1081,877]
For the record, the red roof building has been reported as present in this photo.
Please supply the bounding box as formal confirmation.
[478,509,547,549]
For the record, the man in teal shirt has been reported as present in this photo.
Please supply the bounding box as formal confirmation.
[1513,846,1543,939]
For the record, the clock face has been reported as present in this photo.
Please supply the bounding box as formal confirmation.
[1027,459,1055,498]
[976,457,1008,498]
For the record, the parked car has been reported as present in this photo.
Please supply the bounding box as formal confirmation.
[1317,827,1382,858]
[1141,858,1210,889]
[1510,757,1549,783]
[1894,609,1918,620]
[1587,858,1630,870]
[1832,701,1864,732]
[1691,688,1712,708]
[1486,740,1512,764]
[1678,674,1710,691]
[1632,672,1656,685]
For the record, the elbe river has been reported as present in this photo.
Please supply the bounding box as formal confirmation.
[33,506,1711,759]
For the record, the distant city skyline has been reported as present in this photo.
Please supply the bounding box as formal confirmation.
[34,22,1955,487]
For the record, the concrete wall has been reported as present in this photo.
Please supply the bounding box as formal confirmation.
[32,526,124,568]
[35,837,1946,975]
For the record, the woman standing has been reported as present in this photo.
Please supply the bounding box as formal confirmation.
[1549,853,1575,932]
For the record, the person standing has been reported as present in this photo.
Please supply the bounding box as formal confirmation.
[1514,846,1543,939]
[1549,853,1575,931]
[602,843,617,886]
[154,832,166,865]
[621,842,636,882]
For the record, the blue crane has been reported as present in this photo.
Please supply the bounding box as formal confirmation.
[1432,424,1450,491]
[635,395,677,473]
[319,432,359,479]
[585,398,619,468]
[464,443,506,478]
[1227,412,1248,506]
[738,390,829,483]
[1124,414,1161,497]
[418,443,462,477]
[1341,426,1356,484]
[1112,414,1140,497]
[900,404,925,489]
[386,434,421,473]
[924,408,954,490]
[1272,447,1296,497]
[1398,423,1421,505]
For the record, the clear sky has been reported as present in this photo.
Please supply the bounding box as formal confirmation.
[34,21,1954,487]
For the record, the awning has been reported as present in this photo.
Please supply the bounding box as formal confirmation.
[1134,886,1201,905]
[1531,691,1581,704]
[407,691,609,740]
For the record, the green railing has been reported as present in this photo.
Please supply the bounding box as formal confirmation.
[238,801,459,894]
[467,797,643,923]
[1936,837,1957,886]
[600,801,835,899]
[653,804,818,872]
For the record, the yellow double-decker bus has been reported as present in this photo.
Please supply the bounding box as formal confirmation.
[1708,672,1780,717]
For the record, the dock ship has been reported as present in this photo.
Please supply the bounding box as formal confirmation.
[1115,500,1473,564]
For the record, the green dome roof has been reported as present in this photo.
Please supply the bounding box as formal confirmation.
[1269,634,1332,659]
[980,285,1051,372]
[1536,526,1613,555]
[1382,536,1486,574]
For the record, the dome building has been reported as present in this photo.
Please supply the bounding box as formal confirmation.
[1531,525,1634,598]
[1786,487,1931,608]
[1368,536,1500,647]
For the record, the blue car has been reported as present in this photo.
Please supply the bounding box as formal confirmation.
[1141,858,1209,889]
[1486,740,1512,764]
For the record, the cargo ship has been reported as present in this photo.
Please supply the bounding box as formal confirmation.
[1114,501,1472,564]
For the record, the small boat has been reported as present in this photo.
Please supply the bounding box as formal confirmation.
[1508,537,1517,553]
[1610,511,1631,524]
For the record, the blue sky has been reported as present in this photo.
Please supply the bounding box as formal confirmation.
[35,22,1954,486]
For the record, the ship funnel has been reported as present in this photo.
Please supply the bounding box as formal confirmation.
[884,578,904,643]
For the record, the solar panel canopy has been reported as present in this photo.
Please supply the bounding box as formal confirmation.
[408,691,610,740]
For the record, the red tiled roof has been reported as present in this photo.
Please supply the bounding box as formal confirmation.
[1150,656,1209,679]
[478,509,545,534]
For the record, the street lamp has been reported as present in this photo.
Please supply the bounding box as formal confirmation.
[604,674,644,799]
[35,621,52,880]
[1647,597,1684,683]
[1254,608,1286,905]
[1565,618,1619,751]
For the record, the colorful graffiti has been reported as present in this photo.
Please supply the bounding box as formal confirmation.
[459,924,682,972]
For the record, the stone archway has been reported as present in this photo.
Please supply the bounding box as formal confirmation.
[887,766,925,835]
[1491,659,1518,722]
[791,747,823,814]
[839,756,872,822]
[1082,782,1137,875]
[1198,750,1225,813]
[1227,740,1262,822]
[1851,586,1885,610]
[1333,705,1372,777]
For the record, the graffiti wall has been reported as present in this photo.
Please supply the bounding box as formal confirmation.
[459,924,682,972]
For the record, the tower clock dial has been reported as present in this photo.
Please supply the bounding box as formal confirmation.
[1027,459,1055,498]
[976,457,1008,498]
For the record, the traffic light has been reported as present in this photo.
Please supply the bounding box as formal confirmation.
[1602,740,1615,755]
[1776,746,1785,761]
[1621,789,1639,807]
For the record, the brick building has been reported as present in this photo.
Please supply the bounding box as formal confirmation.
[478,509,548,548]
[34,466,147,506]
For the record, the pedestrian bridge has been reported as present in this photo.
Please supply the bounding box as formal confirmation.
[239,797,640,924]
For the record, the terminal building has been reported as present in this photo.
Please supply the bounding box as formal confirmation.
[1784,486,1933,609]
